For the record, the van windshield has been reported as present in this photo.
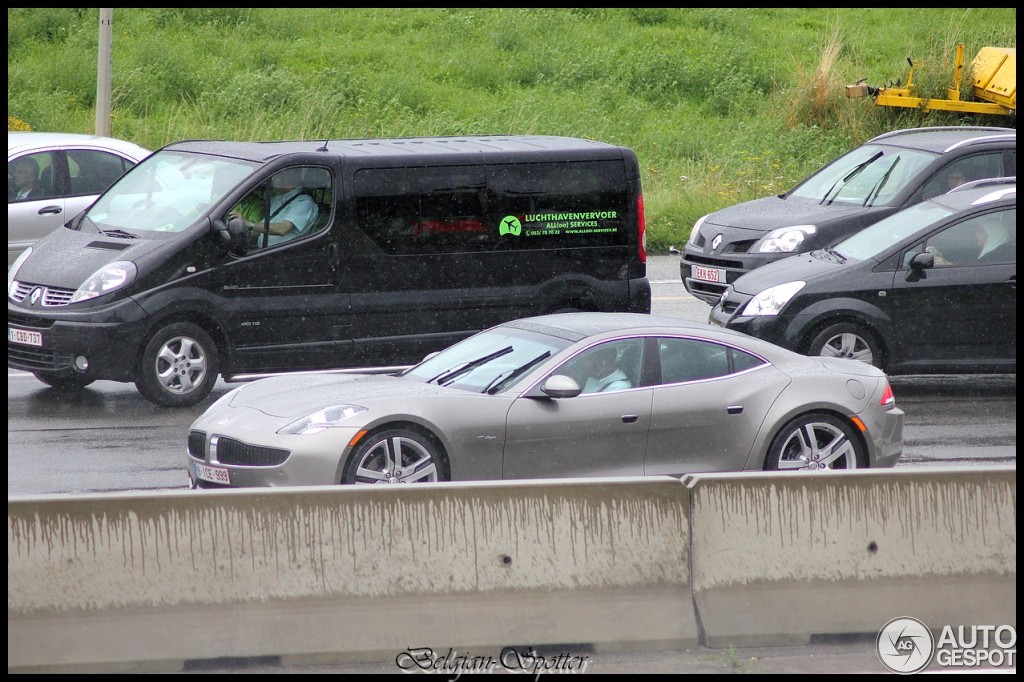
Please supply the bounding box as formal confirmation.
[789,144,936,207]
[83,151,258,233]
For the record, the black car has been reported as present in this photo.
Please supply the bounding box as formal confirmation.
[709,180,1016,375]
[682,126,1016,305]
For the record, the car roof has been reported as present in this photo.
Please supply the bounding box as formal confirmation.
[7,131,151,156]
[502,312,758,343]
[867,126,1016,154]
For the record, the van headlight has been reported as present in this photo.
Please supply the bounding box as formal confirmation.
[755,225,816,253]
[741,281,805,316]
[70,261,138,303]
[278,404,368,435]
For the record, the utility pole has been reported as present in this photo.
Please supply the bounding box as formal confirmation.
[95,8,113,136]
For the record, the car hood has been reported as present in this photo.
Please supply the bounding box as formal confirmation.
[226,372,462,419]
[705,195,871,232]
[14,227,164,290]
[730,251,843,295]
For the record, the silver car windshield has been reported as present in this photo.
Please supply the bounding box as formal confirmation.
[832,202,955,261]
[402,326,572,393]
[83,151,258,233]
[790,144,936,207]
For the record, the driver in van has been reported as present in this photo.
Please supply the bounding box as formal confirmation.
[229,168,318,245]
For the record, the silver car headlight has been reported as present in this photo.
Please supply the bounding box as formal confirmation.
[70,260,138,303]
[755,225,816,253]
[7,247,32,297]
[741,281,805,316]
[277,404,368,435]
[687,214,709,246]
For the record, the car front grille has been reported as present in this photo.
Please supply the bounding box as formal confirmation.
[187,430,207,460]
[8,345,74,371]
[212,435,290,467]
[9,282,76,307]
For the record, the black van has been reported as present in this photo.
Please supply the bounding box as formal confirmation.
[8,136,651,406]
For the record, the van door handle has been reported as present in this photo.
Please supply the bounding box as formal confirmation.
[38,205,63,215]
[727,405,743,415]
[622,414,638,423]
[327,243,340,272]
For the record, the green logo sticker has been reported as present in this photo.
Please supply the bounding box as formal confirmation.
[499,215,522,236]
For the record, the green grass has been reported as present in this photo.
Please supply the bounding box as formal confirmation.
[7,8,1016,251]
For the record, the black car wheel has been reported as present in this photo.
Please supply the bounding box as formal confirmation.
[135,322,219,407]
[342,428,448,484]
[765,412,866,471]
[33,372,95,391]
[807,321,883,369]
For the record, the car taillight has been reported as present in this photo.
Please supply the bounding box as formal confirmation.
[637,194,647,263]
[880,381,895,406]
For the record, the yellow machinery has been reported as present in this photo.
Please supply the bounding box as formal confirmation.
[846,43,1016,116]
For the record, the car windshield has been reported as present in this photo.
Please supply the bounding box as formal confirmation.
[402,326,572,393]
[82,151,258,233]
[831,201,955,261]
[789,144,936,207]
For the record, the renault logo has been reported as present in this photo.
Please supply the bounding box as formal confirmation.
[711,234,723,251]
[30,287,43,305]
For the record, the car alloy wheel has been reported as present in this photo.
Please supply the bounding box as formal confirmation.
[766,413,865,471]
[135,322,219,407]
[343,428,446,484]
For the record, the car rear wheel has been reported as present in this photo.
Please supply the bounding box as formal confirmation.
[765,413,866,471]
[806,321,883,369]
[33,372,95,391]
[135,322,219,407]
[342,428,448,484]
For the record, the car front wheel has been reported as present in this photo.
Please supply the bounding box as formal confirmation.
[135,322,219,407]
[765,413,866,471]
[342,428,448,484]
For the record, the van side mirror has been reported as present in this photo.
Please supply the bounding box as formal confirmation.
[905,251,933,282]
[213,216,249,257]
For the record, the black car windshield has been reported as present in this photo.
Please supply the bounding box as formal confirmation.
[790,144,935,207]
[832,201,955,261]
[83,151,258,234]
[402,326,572,393]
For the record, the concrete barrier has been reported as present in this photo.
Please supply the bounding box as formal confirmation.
[684,466,1017,647]
[8,477,695,673]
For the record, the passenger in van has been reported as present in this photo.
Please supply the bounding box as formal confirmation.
[230,168,319,247]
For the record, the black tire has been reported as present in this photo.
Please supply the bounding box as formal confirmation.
[33,372,95,391]
[806,321,883,369]
[342,427,448,484]
[764,412,867,471]
[134,322,219,407]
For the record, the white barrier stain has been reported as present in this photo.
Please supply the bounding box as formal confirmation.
[9,483,689,614]
[691,475,1016,589]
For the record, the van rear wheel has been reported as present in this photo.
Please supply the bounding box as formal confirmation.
[135,322,219,407]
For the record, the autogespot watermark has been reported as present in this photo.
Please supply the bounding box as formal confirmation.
[877,617,1016,674]
[395,646,591,680]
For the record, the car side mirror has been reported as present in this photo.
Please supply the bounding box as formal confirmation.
[213,216,249,257]
[905,251,933,282]
[532,374,582,399]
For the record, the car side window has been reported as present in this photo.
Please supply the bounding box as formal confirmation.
[8,152,58,203]
[913,209,1016,268]
[657,337,764,383]
[555,339,643,394]
[919,153,1006,201]
[66,149,137,197]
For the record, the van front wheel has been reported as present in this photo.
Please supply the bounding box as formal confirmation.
[135,322,219,407]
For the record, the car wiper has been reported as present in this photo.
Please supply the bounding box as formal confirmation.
[100,228,139,239]
[820,151,884,206]
[428,346,514,386]
[483,351,552,395]
[822,245,847,263]
[863,157,900,207]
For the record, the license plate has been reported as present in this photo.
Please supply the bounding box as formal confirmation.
[692,265,726,284]
[8,327,43,347]
[194,462,231,485]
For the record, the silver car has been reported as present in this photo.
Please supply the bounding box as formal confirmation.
[187,313,904,488]
[8,131,151,266]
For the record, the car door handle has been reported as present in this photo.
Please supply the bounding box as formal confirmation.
[727,405,744,415]
[621,414,638,423]
[38,205,63,215]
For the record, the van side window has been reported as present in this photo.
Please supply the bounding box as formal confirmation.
[231,166,332,250]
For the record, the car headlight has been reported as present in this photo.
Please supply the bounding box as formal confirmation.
[7,247,32,297]
[687,214,709,245]
[755,225,816,253]
[741,281,805,316]
[277,404,368,435]
[70,261,138,303]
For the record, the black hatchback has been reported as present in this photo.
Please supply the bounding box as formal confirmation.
[682,126,1016,305]
[709,180,1016,375]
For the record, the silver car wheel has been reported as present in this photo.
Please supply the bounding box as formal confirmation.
[819,331,874,364]
[349,431,442,484]
[770,417,862,471]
